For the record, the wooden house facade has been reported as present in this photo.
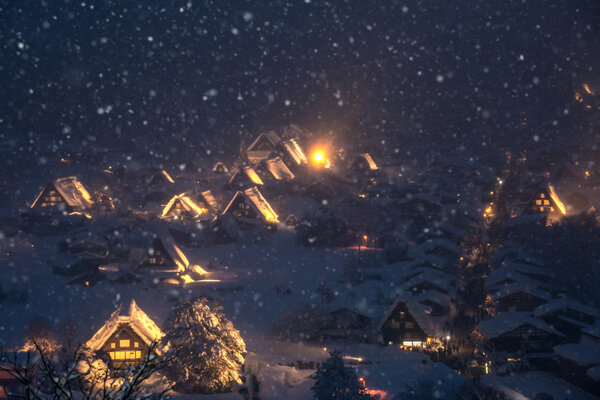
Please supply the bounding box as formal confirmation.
[86,300,164,369]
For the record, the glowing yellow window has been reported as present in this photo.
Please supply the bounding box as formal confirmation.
[550,207,554,212]
[109,352,115,359]
[543,200,550,205]
[136,351,141,359]
[134,342,139,348]
[110,342,116,349]
[540,193,545,198]
[126,351,137,359]
[120,339,130,348]
[114,351,125,360]
[535,200,542,205]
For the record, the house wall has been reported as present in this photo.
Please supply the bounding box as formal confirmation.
[101,324,149,369]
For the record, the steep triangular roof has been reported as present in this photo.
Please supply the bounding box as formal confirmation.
[280,139,308,166]
[351,153,378,171]
[523,182,566,216]
[378,296,449,338]
[161,193,207,218]
[247,131,282,152]
[222,186,278,222]
[148,170,175,186]
[86,300,164,352]
[31,176,94,209]
[228,165,264,187]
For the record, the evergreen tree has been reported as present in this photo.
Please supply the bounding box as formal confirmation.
[311,351,377,400]
[161,297,246,394]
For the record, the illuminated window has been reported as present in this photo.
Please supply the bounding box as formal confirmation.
[126,351,137,359]
[535,200,542,205]
[114,351,125,360]
[540,193,545,198]
[136,351,141,359]
[110,342,116,349]
[120,339,130,348]
[543,200,549,205]
[134,342,139,348]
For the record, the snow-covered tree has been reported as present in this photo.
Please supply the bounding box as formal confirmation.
[311,351,377,400]
[161,297,246,394]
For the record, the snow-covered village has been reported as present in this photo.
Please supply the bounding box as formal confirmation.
[1,2,600,400]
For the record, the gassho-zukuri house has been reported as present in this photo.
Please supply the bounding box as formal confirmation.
[31,176,94,213]
[86,300,164,369]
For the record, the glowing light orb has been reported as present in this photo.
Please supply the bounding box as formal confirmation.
[312,151,325,164]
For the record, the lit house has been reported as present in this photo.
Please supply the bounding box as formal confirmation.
[350,153,378,173]
[222,186,278,231]
[31,176,94,212]
[86,300,164,369]
[521,183,567,222]
[161,193,207,221]
[379,296,449,348]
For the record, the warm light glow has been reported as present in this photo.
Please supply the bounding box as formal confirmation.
[310,149,331,168]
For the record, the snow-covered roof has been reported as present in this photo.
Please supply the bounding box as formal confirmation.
[197,190,219,213]
[32,176,94,209]
[148,169,175,186]
[400,270,453,292]
[492,248,545,267]
[161,193,207,218]
[280,139,307,166]
[262,157,295,181]
[485,267,552,291]
[477,312,562,339]
[413,290,452,309]
[229,165,264,186]
[415,223,468,242]
[86,300,164,352]
[212,161,228,173]
[554,343,600,366]
[587,365,600,381]
[247,131,282,151]
[222,186,278,222]
[352,153,378,170]
[412,238,462,257]
[535,298,600,320]
[490,283,552,302]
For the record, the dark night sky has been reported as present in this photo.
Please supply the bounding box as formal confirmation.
[1,0,599,161]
